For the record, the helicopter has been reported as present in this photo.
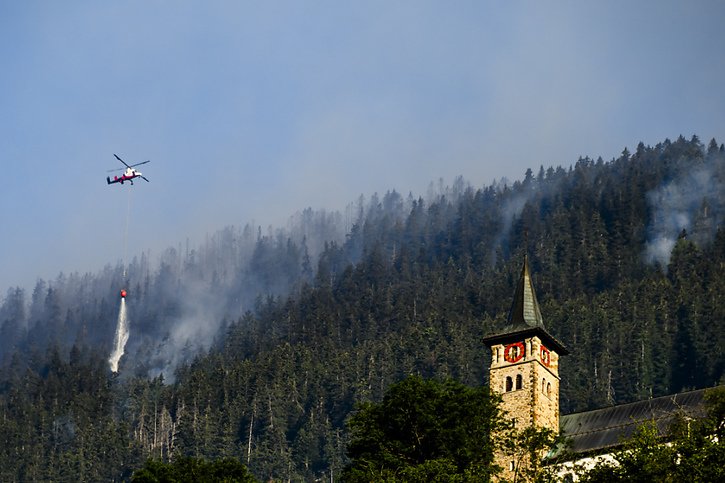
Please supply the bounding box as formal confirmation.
[106,154,150,185]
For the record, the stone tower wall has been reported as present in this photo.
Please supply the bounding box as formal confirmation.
[488,335,560,432]
[488,335,562,479]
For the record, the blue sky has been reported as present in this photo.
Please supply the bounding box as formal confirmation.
[1,1,724,294]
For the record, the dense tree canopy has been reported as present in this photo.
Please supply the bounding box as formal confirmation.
[131,456,256,483]
[343,376,503,482]
[0,136,722,480]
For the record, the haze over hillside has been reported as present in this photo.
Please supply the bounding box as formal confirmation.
[0,135,723,480]
[2,2,725,293]
[0,134,721,374]
[2,3,725,479]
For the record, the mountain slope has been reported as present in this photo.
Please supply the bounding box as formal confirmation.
[0,135,723,480]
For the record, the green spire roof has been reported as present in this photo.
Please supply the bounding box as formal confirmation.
[507,255,545,329]
[483,255,568,355]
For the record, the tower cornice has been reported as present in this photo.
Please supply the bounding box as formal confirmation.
[482,326,569,356]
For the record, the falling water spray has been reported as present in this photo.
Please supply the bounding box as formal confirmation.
[109,295,130,372]
[110,185,133,371]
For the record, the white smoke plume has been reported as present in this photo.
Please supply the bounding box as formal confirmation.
[489,179,536,264]
[645,160,724,266]
[145,277,230,382]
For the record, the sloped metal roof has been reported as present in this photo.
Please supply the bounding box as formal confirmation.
[556,388,709,457]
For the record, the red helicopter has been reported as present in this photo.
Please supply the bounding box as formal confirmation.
[107,154,150,185]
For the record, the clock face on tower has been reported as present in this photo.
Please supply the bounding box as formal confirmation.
[504,342,525,363]
[540,345,551,367]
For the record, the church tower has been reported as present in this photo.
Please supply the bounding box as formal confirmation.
[483,256,568,474]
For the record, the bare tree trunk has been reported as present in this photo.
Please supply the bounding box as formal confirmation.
[247,399,256,465]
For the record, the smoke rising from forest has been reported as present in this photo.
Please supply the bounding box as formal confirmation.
[644,156,724,266]
[1,138,723,382]
[494,189,530,262]
[145,278,230,381]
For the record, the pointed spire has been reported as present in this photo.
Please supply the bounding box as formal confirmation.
[507,255,545,329]
[483,253,568,355]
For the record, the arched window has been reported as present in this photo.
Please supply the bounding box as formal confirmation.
[505,376,513,392]
[546,382,551,397]
[515,374,523,390]
[542,378,546,393]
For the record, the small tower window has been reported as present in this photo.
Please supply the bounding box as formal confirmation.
[515,374,523,390]
[542,378,546,393]
[546,382,551,397]
[505,376,513,392]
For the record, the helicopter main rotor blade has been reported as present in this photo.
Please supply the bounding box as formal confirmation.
[140,176,150,182]
[113,153,131,169]
[106,167,124,173]
[129,160,150,168]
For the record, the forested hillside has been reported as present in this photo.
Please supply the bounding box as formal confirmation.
[0,135,723,481]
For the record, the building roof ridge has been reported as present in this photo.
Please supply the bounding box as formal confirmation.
[555,386,717,456]
[561,386,711,418]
